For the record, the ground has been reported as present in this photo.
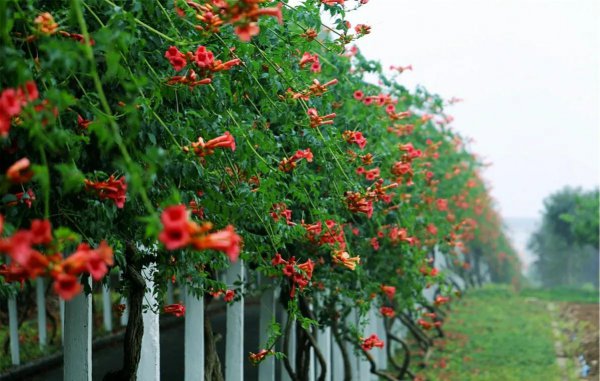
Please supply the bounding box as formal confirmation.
[415,285,599,381]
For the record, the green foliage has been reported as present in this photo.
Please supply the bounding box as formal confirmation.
[0,0,520,369]
[529,187,599,288]
[421,285,563,381]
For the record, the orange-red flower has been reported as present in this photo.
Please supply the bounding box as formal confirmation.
[164,303,186,317]
[380,285,396,300]
[165,46,188,71]
[30,219,52,246]
[224,289,235,302]
[159,205,192,250]
[84,175,127,208]
[52,273,82,301]
[6,158,34,184]
[159,206,242,262]
[279,148,313,172]
[249,349,273,365]
[361,334,384,351]
[191,225,242,262]
[188,132,236,157]
[34,12,58,35]
[332,250,360,270]
[380,306,395,317]
[343,131,367,149]
[307,108,336,128]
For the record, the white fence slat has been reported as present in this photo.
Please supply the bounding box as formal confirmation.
[63,277,92,381]
[358,309,370,381]
[258,285,275,381]
[225,260,244,381]
[102,284,113,332]
[377,315,387,372]
[120,297,128,327]
[36,278,47,348]
[137,264,160,381]
[309,347,315,381]
[8,296,20,365]
[316,326,331,381]
[59,299,64,345]
[331,326,343,380]
[347,309,360,381]
[280,308,293,381]
[184,287,204,381]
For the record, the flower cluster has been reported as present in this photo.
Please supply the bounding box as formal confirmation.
[183,0,283,41]
[84,175,128,209]
[278,148,313,172]
[6,158,34,184]
[272,253,314,297]
[361,334,384,351]
[270,203,294,225]
[164,303,186,317]
[304,220,347,250]
[299,52,321,73]
[391,142,423,185]
[185,131,236,158]
[164,45,240,88]
[417,312,441,331]
[380,306,395,317]
[0,82,39,137]
[343,130,367,149]
[307,108,336,128]
[332,249,360,270]
[345,191,373,218]
[286,79,338,100]
[434,295,450,306]
[0,216,114,300]
[249,349,274,365]
[158,205,242,262]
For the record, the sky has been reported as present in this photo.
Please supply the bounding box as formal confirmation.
[341,0,600,219]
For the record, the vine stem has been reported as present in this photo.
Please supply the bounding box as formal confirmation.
[71,0,155,215]
[100,0,177,42]
[39,146,50,219]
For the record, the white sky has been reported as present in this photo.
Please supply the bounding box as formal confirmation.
[343,0,600,219]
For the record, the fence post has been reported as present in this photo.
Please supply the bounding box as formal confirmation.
[331,324,343,380]
[280,307,295,381]
[316,323,331,381]
[137,264,160,381]
[120,297,128,327]
[377,314,387,372]
[184,287,204,381]
[258,278,275,381]
[102,283,113,333]
[358,309,371,381]
[119,272,128,327]
[64,276,92,381]
[8,295,20,365]
[348,309,360,381]
[36,278,47,349]
[226,260,244,381]
[59,299,64,345]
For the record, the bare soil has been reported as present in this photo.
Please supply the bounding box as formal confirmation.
[561,303,599,379]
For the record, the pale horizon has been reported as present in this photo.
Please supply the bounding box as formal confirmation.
[344,0,600,219]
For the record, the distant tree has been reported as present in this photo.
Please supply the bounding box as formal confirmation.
[528,187,599,288]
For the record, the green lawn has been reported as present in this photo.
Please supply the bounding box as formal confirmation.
[520,286,599,304]
[419,285,563,381]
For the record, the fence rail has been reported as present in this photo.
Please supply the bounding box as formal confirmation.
[1,254,478,381]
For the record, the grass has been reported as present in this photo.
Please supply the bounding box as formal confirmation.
[520,286,599,304]
[419,285,564,381]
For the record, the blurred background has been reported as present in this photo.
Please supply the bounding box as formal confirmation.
[344,0,599,287]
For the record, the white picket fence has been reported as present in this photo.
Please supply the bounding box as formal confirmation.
[3,255,467,380]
